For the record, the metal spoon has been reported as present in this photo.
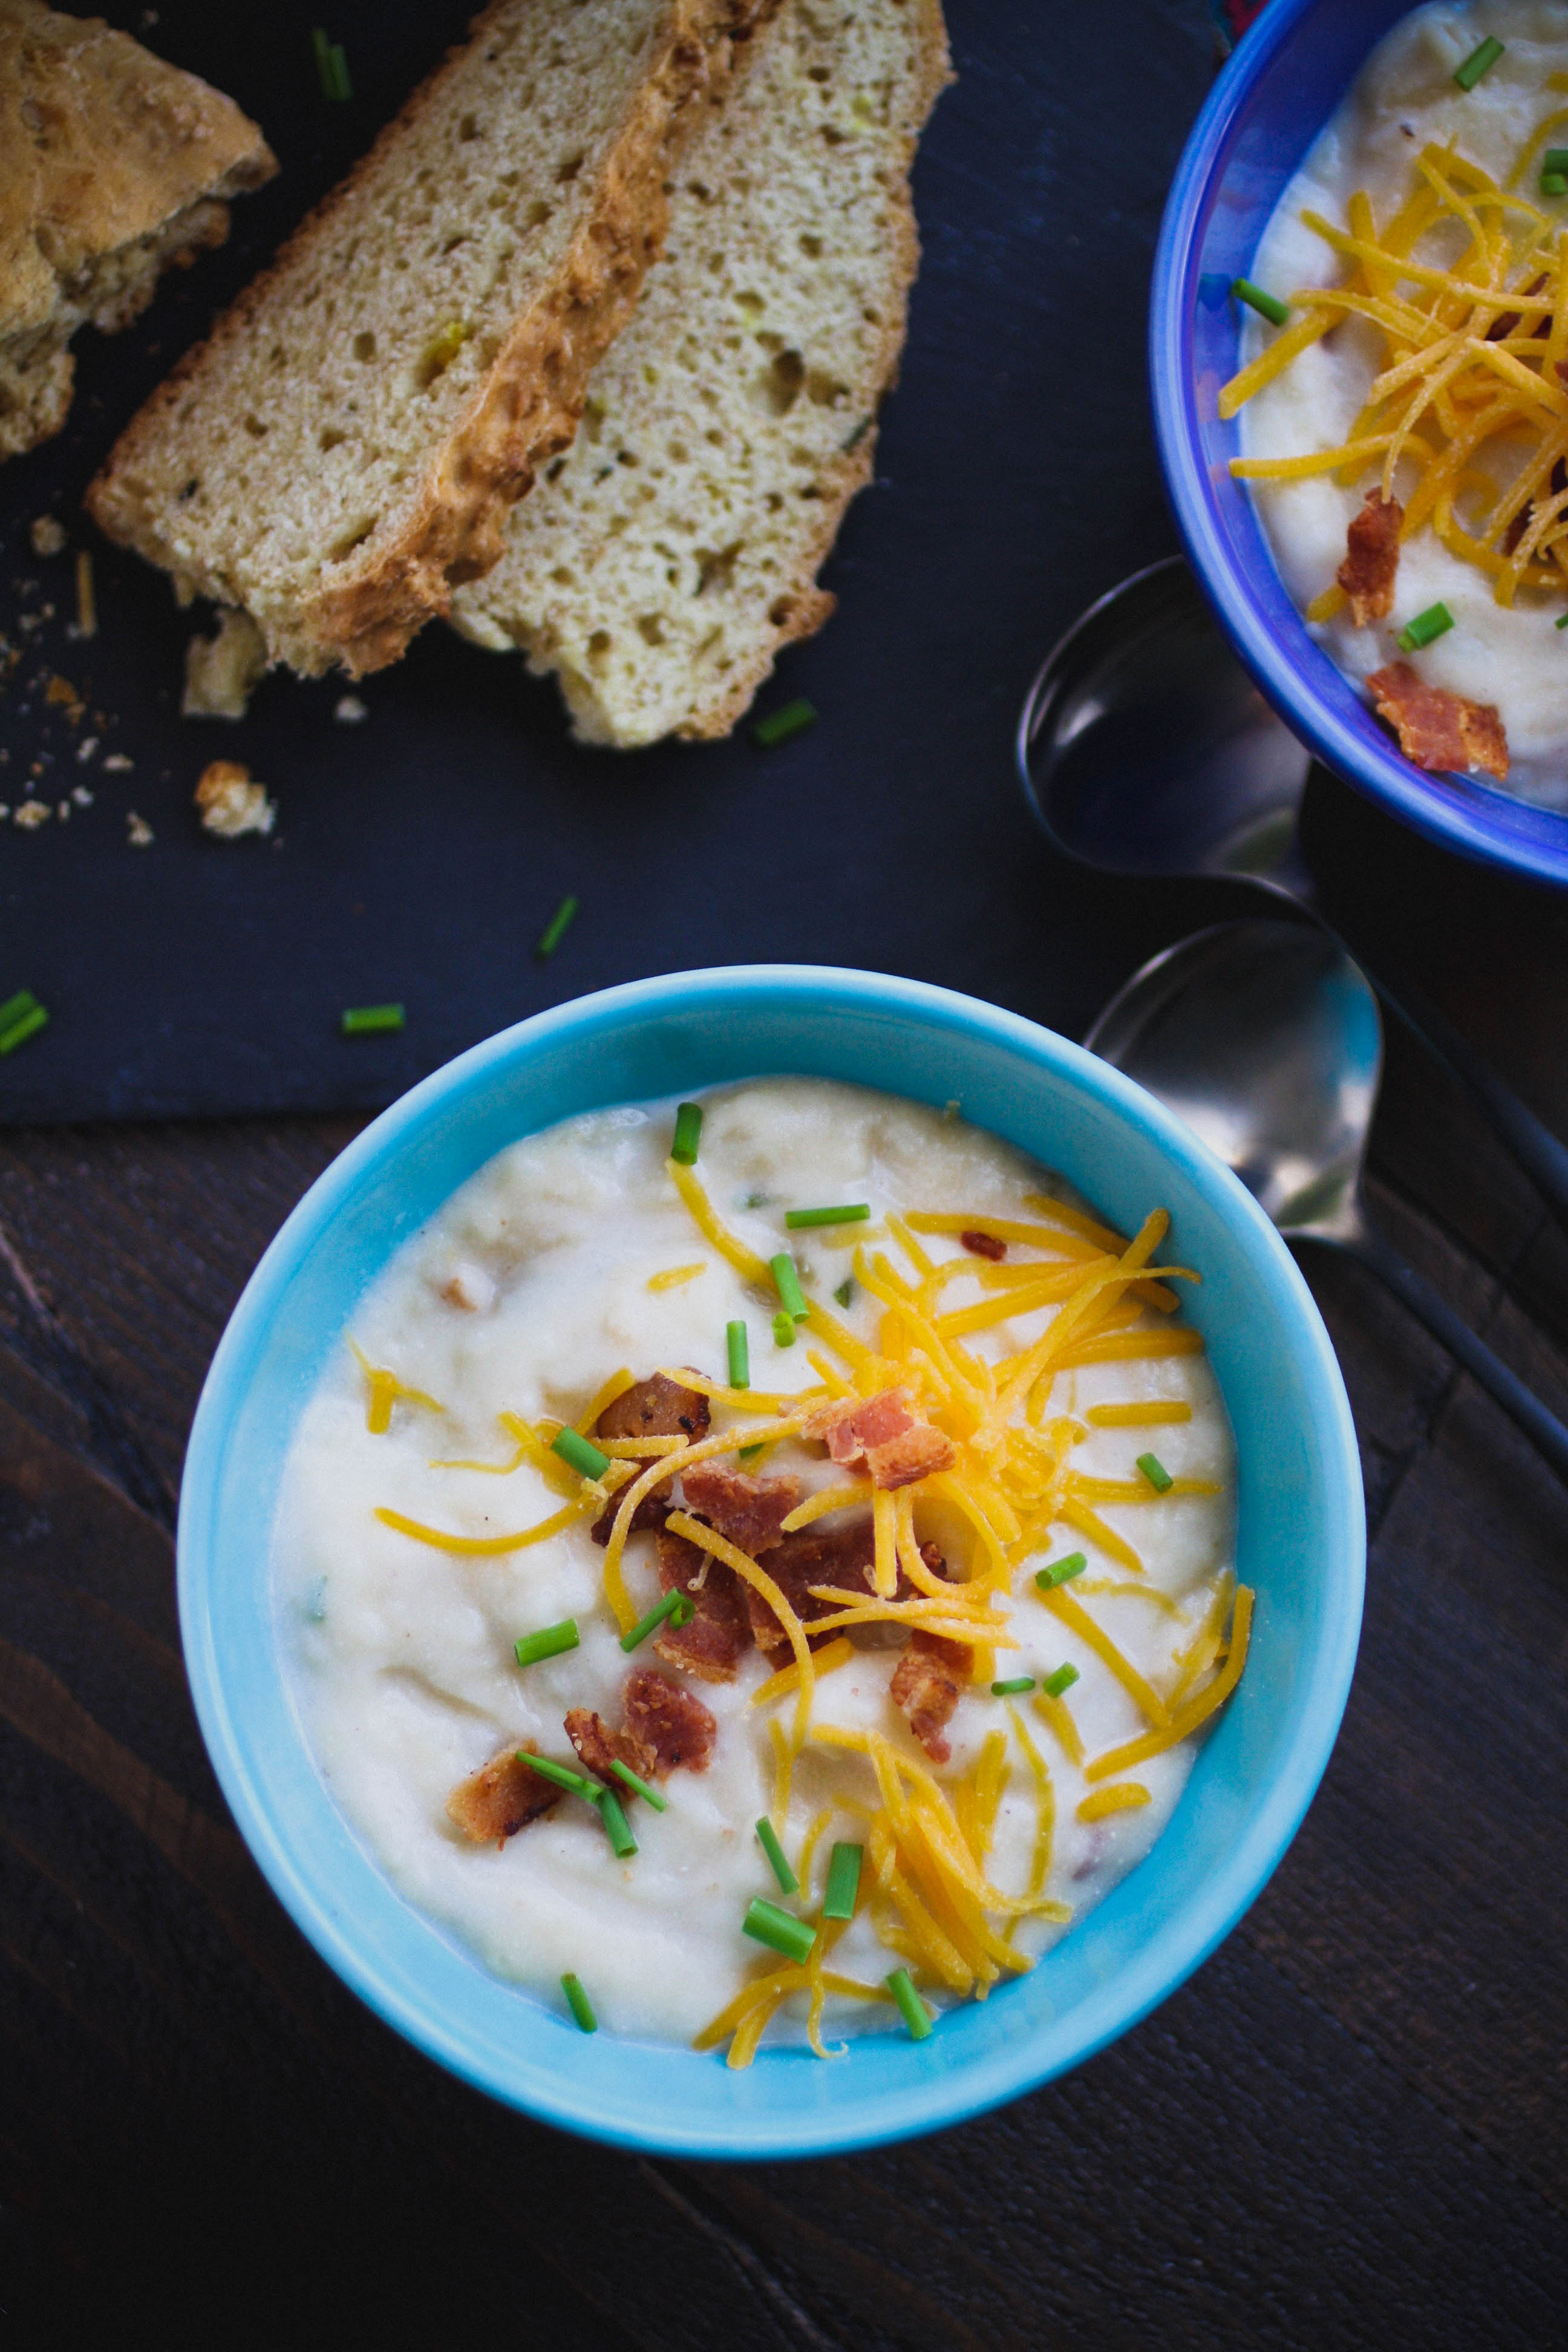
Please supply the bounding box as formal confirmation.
[1018,557,1568,1235]
[1088,916,1568,1486]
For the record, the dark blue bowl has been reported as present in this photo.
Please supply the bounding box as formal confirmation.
[1150,0,1568,887]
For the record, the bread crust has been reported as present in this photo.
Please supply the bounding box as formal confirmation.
[87,0,777,678]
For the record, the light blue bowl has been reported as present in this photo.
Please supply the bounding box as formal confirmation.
[1151,0,1568,887]
[178,966,1364,2158]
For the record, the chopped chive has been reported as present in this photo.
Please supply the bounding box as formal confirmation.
[755,1817,799,1893]
[726,1319,750,1389]
[1042,1662,1080,1699]
[737,1441,766,1465]
[751,697,817,750]
[1397,600,1455,653]
[769,1252,808,1321]
[1558,611,1568,629]
[886,1965,933,2040]
[1541,149,1568,174]
[561,1972,597,2032]
[328,40,351,99]
[823,1840,863,1921]
[834,1277,854,1308]
[514,1619,581,1670]
[520,1751,599,1798]
[552,1426,610,1480]
[598,1789,638,1858]
[671,1100,704,1165]
[1137,1452,1175,1494]
[620,1586,695,1653]
[1232,277,1290,327]
[1544,172,1568,198]
[743,1896,816,1965]
[0,989,40,1033]
[991,1675,1036,1697]
[535,893,579,959]
[0,1001,48,1056]
[609,1757,668,1811]
[1454,34,1504,90]
[1035,1552,1087,1591]
[311,27,333,92]
[771,1310,796,1348]
[785,1204,870,1229]
[341,1003,404,1036]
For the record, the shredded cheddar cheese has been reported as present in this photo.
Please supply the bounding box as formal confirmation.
[350,1342,443,1434]
[646,1262,708,1292]
[1077,1782,1152,1822]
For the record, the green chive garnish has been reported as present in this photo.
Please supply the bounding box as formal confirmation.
[598,1789,638,1858]
[1042,1662,1080,1699]
[609,1757,668,1811]
[514,1620,581,1670]
[535,893,579,959]
[823,1841,863,1921]
[671,1101,703,1165]
[0,991,47,1056]
[620,1586,695,1653]
[752,697,817,749]
[834,1278,854,1308]
[552,1426,610,1480]
[886,1966,933,2040]
[1546,173,1568,198]
[1541,150,1568,175]
[1397,601,1455,653]
[772,1310,796,1348]
[770,1253,808,1321]
[1232,277,1290,327]
[1454,34,1504,90]
[991,1675,1036,1697]
[725,1319,750,1390]
[737,1441,766,1464]
[1035,1552,1087,1591]
[341,1003,404,1036]
[743,1896,816,1965]
[1557,612,1568,630]
[520,1751,598,1798]
[755,1817,799,1893]
[1137,1453,1175,1493]
[328,41,351,99]
[785,1204,870,1229]
[561,1971,597,2032]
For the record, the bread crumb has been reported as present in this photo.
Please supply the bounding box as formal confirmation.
[15,800,50,828]
[334,693,368,724]
[195,757,276,838]
[30,517,66,558]
[45,674,83,723]
[103,753,133,772]
[77,736,99,762]
[56,800,70,821]
[183,608,268,720]
[126,811,154,847]
[72,784,93,805]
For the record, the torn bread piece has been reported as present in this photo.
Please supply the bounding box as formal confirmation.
[87,0,772,679]
[449,0,951,742]
[0,0,275,462]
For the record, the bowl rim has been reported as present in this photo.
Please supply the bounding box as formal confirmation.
[1149,0,1568,889]
[178,963,1365,2158]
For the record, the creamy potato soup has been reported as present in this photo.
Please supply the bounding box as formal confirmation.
[1233,3,1568,805]
[274,1080,1247,2062]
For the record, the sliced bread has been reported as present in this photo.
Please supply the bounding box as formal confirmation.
[449,0,950,744]
[0,1,275,463]
[87,0,770,679]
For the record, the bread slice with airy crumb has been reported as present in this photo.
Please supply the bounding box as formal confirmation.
[0,1,275,463]
[87,0,770,679]
[449,0,950,744]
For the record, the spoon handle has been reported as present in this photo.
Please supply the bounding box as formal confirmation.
[1373,975,1568,1237]
[1316,1224,1568,1488]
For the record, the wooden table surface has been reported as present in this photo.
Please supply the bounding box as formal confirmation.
[3,811,1566,2343]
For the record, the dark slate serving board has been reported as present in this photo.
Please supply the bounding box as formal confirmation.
[0,0,1241,1124]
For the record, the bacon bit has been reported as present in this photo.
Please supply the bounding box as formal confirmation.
[564,1707,659,1793]
[744,1516,881,1661]
[1367,662,1508,782]
[680,1459,800,1553]
[890,1632,969,1764]
[1337,488,1402,627]
[653,1527,753,1682]
[960,1229,1007,1261]
[623,1666,717,1773]
[805,1387,956,1489]
[446,1743,559,1846]
[1486,275,1549,345]
[591,1371,711,1543]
